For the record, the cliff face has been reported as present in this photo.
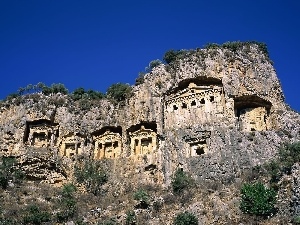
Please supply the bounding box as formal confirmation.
[0,43,300,224]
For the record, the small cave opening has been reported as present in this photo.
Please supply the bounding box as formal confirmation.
[200,98,205,104]
[191,100,196,106]
[182,102,187,109]
[173,105,178,110]
[145,164,157,171]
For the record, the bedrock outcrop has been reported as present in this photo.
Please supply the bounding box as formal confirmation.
[0,42,299,224]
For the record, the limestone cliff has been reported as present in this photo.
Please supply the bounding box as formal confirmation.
[0,42,300,224]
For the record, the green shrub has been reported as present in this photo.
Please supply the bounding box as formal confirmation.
[106,83,132,102]
[72,87,86,101]
[56,183,77,222]
[240,182,276,216]
[293,215,300,224]
[204,43,220,49]
[0,157,24,189]
[86,89,105,100]
[279,142,300,173]
[22,205,51,224]
[171,169,192,195]
[133,189,149,208]
[74,161,108,195]
[264,160,281,184]
[125,210,136,225]
[133,189,149,203]
[173,211,198,225]
[98,218,118,225]
[0,218,18,225]
[261,141,300,187]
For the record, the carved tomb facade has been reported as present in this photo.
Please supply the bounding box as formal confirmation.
[129,125,157,156]
[93,129,122,159]
[165,81,225,128]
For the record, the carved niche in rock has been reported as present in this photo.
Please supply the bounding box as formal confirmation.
[165,78,225,128]
[183,131,211,157]
[93,126,122,159]
[24,119,59,148]
[59,133,86,157]
[128,123,157,156]
[234,95,272,131]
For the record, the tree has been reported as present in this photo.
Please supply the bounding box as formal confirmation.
[240,182,276,216]
[72,87,85,101]
[42,83,68,95]
[106,83,132,102]
[86,89,105,100]
[163,50,186,64]
[145,59,162,72]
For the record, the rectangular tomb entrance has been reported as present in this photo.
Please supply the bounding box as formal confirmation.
[183,131,211,157]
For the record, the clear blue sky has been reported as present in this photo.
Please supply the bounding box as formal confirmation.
[1,0,299,111]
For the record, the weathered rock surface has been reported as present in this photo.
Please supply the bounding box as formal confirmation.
[0,42,300,224]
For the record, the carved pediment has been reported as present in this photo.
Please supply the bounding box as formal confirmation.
[166,83,223,106]
[93,130,122,143]
[129,126,156,139]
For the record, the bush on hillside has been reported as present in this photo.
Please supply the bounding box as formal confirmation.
[240,182,276,216]
[173,211,198,225]
[171,169,192,195]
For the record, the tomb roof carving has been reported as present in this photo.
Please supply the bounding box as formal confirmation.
[61,132,86,143]
[165,83,223,105]
[92,126,122,137]
[127,122,157,134]
[166,77,223,95]
[234,95,272,110]
[129,125,156,138]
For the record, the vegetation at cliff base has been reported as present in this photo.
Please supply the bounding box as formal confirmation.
[74,160,108,195]
[56,183,77,222]
[133,189,150,209]
[0,157,24,189]
[22,205,51,224]
[173,211,198,225]
[171,169,192,195]
[240,182,276,216]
